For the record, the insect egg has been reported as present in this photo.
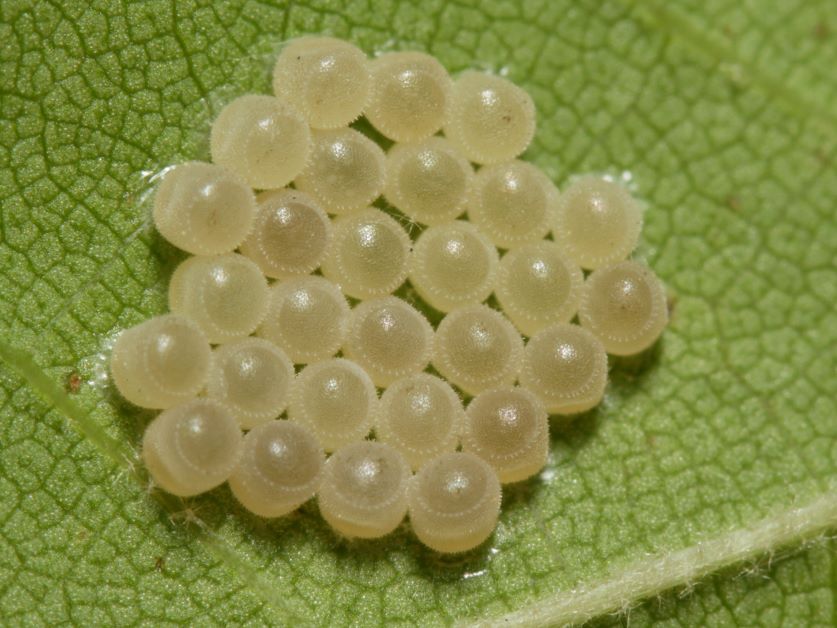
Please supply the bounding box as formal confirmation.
[342,296,434,387]
[432,305,524,396]
[366,51,452,142]
[376,373,464,470]
[384,137,473,226]
[462,387,549,483]
[257,276,350,364]
[552,175,643,269]
[294,128,386,214]
[206,338,295,430]
[228,420,325,518]
[520,323,608,415]
[578,260,668,355]
[318,441,412,539]
[494,241,584,336]
[287,358,377,452]
[467,160,557,248]
[209,94,310,190]
[272,36,370,129]
[152,161,256,256]
[408,451,501,553]
[239,189,332,279]
[408,221,498,313]
[142,398,242,497]
[110,314,211,409]
[168,253,269,344]
[444,70,536,165]
[320,207,411,300]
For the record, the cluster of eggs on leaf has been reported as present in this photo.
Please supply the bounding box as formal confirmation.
[114,36,668,554]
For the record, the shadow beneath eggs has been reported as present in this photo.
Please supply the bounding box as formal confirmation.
[351,117,394,152]
[411,536,496,579]
[548,406,601,452]
[226,487,498,578]
[608,336,664,384]
[147,229,190,273]
[222,485,333,543]
[547,337,664,452]
[501,473,545,507]
[110,394,157,447]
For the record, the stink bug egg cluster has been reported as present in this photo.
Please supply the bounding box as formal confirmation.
[113,36,668,554]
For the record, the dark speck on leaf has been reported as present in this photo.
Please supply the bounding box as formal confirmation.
[66,372,82,394]
[814,22,830,40]
[814,147,830,165]
[667,295,678,318]
[726,195,741,211]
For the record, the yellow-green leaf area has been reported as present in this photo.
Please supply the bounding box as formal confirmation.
[1,0,835,625]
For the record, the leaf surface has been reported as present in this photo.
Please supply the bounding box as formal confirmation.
[1,0,836,625]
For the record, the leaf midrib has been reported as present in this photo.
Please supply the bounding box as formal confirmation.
[468,492,837,627]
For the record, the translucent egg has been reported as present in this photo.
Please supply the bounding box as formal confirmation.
[318,441,411,539]
[168,253,269,344]
[257,276,350,364]
[228,420,325,518]
[342,297,433,387]
[384,137,473,225]
[408,451,501,553]
[272,36,370,129]
[142,399,242,497]
[552,175,643,269]
[152,161,256,255]
[294,128,386,214]
[239,189,332,279]
[209,94,310,190]
[206,338,295,430]
[443,70,536,165]
[320,208,411,299]
[462,387,549,483]
[578,260,668,355]
[366,51,452,142]
[110,314,211,409]
[467,160,556,248]
[432,305,524,395]
[288,358,377,452]
[520,323,608,415]
[376,373,464,470]
[495,241,584,336]
[408,221,498,313]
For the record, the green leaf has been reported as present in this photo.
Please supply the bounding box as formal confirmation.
[590,539,837,627]
[1,0,835,625]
